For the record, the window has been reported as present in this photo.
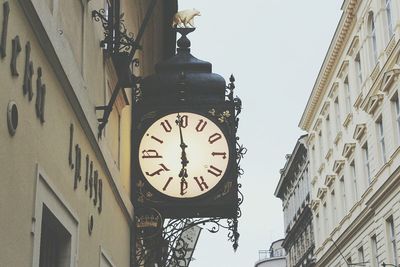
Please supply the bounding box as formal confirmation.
[392,94,400,142]
[358,246,365,263]
[371,235,379,267]
[326,115,332,145]
[355,52,363,87]
[368,12,378,64]
[340,175,347,215]
[386,0,394,38]
[311,145,316,171]
[319,131,324,162]
[323,203,329,234]
[334,97,341,131]
[362,142,371,183]
[316,213,321,245]
[387,216,398,266]
[39,205,72,267]
[376,117,387,163]
[32,170,78,267]
[344,76,352,114]
[350,161,358,201]
[331,190,337,226]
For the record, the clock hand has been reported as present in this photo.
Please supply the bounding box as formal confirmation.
[176,114,189,179]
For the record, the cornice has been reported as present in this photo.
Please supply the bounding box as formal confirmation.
[299,0,359,131]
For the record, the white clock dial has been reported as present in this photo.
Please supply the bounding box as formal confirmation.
[138,112,230,198]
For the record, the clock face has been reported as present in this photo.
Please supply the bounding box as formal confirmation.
[138,112,230,198]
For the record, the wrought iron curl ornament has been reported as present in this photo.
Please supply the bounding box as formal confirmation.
[136,217,241,267]
[91,9,110,48]
[92,10,137,53]
[227,74,246,251]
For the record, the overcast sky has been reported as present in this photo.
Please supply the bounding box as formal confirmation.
[175,1,343,266]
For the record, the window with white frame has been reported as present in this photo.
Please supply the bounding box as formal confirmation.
[339,175,347,215]
[392,93,400,143]
[32,170,78,267]
[362,142,371,184]
[350,160,358,201]
[344,76,352,114]
[387,216,398,266]
[371,235,379,267]
[368,12,378,65]
[39,205,72,267]
[355,52,363,88]
[386,0,394,38]
[376,116,387,163]
[334,97,341,131]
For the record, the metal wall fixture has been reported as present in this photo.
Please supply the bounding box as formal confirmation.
[92,0,158,137]
[7,100,18,136]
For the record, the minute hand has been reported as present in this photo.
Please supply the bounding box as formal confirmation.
[176,114,189,178]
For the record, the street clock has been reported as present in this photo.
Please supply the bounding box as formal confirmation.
[132,28,240,218]
[138,112,230,199]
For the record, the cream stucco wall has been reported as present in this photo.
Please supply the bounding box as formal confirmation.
[0,0,174,266]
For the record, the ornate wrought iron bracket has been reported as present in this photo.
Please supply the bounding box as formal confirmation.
[135,217,242,267]
[92,0,158,137]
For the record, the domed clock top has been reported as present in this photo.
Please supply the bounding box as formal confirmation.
[138,112,230,198]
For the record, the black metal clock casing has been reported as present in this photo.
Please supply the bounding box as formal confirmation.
[131,29,239,218]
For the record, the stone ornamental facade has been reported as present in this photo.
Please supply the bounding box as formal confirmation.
[275,135,315,267]
[299,0,400,266]
[0,0,176,266]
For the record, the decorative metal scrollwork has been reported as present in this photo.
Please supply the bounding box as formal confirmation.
[92,0,158,137]
[92,10,136,53]
[135,74,247,266]
[136,217,244,267]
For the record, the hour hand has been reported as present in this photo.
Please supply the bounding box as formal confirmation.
[179,167,188,179]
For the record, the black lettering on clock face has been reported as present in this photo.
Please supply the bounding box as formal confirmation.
[139,112,230,198]
[180,115,188,128]
[142,149,162,159]
[145,164,170,177]
[163,177,173,191]
[160,120,172,132]
[207,165,223,177]
[194,176,209,191]
[195,119,207,132]
[151,135,163,144]
[208,133,222,144]
[180,179,188,196]
[212,152,227,159]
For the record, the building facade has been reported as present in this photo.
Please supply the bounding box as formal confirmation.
[275,135,315,267]
[0,0,175,266]
[255,239,287,267]
[299,0,400,266]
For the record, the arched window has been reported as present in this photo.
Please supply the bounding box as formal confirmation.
[368,12,378,64]
[386,0,394,38]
